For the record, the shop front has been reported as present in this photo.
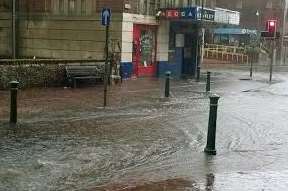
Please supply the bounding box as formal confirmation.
[158,7,215,78]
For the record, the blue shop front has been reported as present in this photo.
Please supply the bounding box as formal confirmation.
[158,7,215,78]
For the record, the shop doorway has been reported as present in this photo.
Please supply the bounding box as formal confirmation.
[182,33,198,76]
[132,24,157,77]
[168,22,198,78]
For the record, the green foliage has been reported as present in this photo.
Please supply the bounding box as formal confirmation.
[0,64,65,89]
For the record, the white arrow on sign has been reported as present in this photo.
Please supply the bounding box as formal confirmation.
[102,9,110,26]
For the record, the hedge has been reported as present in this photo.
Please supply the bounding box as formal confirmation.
[0,64,65,89]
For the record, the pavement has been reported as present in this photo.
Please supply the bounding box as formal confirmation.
[1,65,288,191]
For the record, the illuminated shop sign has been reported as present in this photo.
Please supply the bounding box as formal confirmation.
[160,7,215,21]
[196,7,215,21]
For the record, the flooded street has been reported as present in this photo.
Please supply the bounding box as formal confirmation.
[1,68,288,190]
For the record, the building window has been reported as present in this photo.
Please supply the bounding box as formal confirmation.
[59,0,64,14]
[44,0,51,12]
[266,0,273,9]
[236,0,242,9]
[0,0,10,11]
[81,0,86,15]
[139,0,147,14]
[68,0,76,15]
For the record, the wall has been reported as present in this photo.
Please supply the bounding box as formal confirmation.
[0,12,11,57]
[17,14,123,59]
[15,0,124,59]
[157,19,170,77]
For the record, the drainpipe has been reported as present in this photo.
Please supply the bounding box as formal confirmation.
[12,0,16,59]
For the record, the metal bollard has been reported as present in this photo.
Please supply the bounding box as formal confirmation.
[204,94,220,155]
[10,81,19,124]
[206,71,211,93]
[196,66,201,82]
[165,71,171,98]
[249,61,253,79]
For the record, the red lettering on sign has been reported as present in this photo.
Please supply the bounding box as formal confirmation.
[166,10,179,19]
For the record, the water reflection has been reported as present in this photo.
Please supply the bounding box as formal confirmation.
[205,173,215,191]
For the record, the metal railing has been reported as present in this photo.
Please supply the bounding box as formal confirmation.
[205,44,246,54]
[204,44,249,64]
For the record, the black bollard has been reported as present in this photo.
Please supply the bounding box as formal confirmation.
[165,71,171,98]
[204,94,220,155]
[249,61,253,79]
[10,81,19,124]
[196,66,201,82]
[206,71,211,93]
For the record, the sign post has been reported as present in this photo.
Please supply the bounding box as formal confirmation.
[101,8,111,107]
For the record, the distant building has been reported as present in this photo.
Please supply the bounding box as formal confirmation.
[0,0,238,78]
[216,0,286,32]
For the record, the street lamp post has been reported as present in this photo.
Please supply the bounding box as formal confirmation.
[256,10,260,30]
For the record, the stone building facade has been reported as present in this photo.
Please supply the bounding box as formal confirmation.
[0,0,237,78]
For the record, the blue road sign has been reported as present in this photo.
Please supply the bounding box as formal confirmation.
[101,8,111,26]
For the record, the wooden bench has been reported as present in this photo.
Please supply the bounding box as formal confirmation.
[65,64,105,88]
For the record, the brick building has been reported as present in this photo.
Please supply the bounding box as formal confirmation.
[0,0,238,78]
[216,0,286,32]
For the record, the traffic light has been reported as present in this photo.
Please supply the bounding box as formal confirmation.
[266,20,277,34]
[261,20,279,38]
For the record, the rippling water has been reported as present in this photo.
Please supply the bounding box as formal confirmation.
[1,71,288,190]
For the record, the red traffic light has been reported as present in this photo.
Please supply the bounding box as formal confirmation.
[269,21,275,27]
[266,20,277,33]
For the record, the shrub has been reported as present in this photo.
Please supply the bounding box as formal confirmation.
[0,64,65,89]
